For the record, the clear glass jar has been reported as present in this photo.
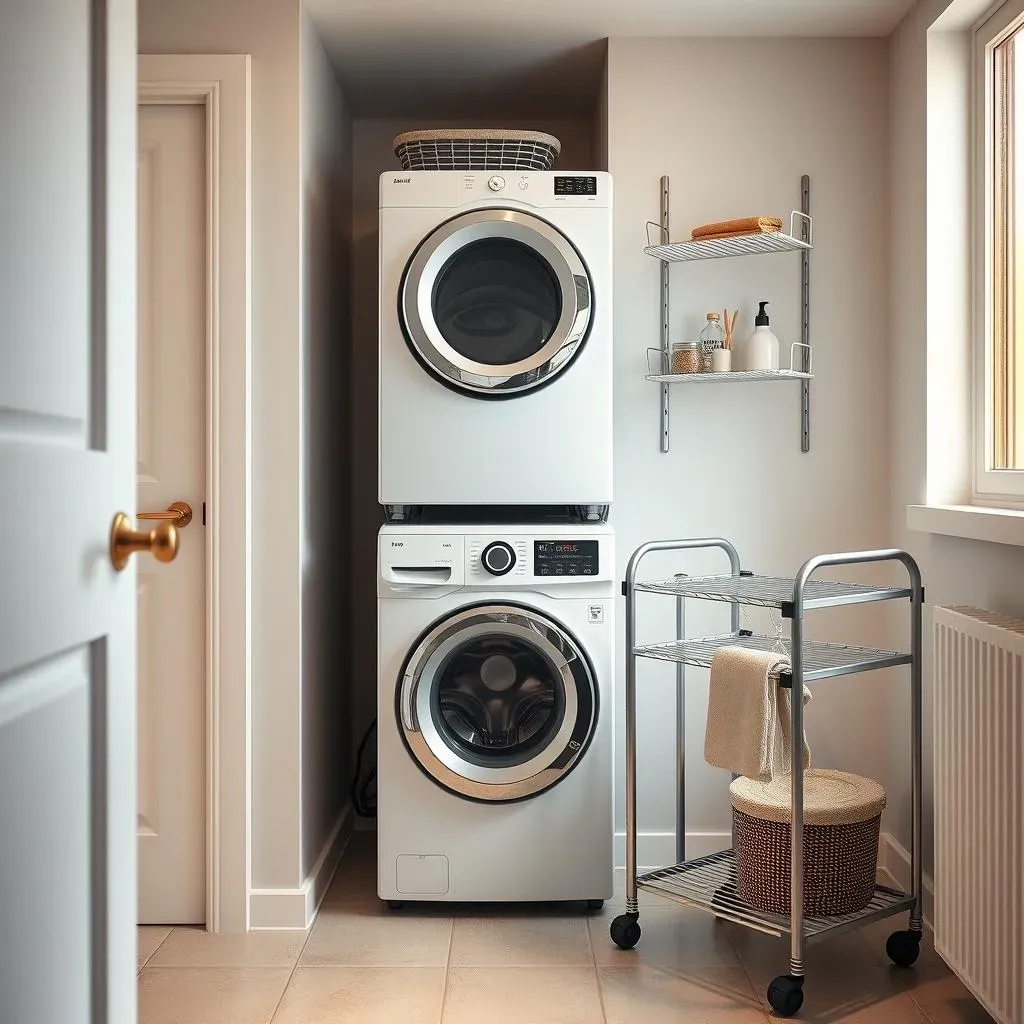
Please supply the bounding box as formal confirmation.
[699,313,725,372]
[670,340,702,374]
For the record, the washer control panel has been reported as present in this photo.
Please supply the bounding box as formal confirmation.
[534,540,599,577]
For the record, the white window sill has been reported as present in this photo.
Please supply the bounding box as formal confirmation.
[907,504,1024,547]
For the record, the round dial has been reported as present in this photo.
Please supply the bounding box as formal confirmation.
[481,541,515,576]
[487,175,506,192]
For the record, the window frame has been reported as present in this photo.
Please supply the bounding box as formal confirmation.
[974,0,1024,504]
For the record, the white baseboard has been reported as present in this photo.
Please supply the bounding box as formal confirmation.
[248,803,354,930]
[878,831,934,931]
[614,830,731,870]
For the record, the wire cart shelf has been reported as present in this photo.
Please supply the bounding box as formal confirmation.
[610,538,925,1018]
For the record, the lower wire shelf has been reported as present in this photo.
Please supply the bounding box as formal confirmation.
[636,849,915,941]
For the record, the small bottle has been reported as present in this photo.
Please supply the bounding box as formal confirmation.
[699,313,725,372]
[743,301,780,371]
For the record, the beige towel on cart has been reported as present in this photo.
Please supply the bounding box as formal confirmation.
[703,646,811,782]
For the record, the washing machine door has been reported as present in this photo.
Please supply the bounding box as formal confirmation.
[398,603,598,801]
[399,209,593,397]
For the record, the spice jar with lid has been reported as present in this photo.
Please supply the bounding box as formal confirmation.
[671,340,702,375]
[699,313,725,372]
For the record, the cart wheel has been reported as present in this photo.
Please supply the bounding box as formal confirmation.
[767,975,804,1018]
[586,899,605,912]
[386,900,405,911]
[609,913,641,950]
[886,929,922,968]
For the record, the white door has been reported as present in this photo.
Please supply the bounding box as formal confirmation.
[136,101,207,925]
[0,2,141,1023]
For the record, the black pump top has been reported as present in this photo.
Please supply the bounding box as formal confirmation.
[755,301,770,326]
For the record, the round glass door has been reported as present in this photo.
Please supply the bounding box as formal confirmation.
[399,210,593,398]
[398,604,598,802]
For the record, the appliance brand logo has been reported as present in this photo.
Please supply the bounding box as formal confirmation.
[393,177,411,183]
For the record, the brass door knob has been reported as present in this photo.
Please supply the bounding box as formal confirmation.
[109,512,179,571]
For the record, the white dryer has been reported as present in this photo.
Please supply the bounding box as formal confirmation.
[377,523,614,905]
[378,171,612,512]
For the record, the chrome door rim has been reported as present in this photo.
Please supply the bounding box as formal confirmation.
[399,209,593,396]
[398,604,598,802]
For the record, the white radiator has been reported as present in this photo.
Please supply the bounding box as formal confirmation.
[933,606,1024,1024]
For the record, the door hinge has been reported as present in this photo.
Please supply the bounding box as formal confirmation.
[202,501,207,526]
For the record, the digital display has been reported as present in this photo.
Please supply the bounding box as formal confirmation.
[535,540,599,576]
[553,176,598,197]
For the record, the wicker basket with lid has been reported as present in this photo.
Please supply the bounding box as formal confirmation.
[393,129,561,171]
[730,769,886,917]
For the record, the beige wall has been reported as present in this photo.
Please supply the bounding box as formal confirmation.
[888,0,1024,880]
[300,6,353,879]
[606,37,893,861]
[139,0,308,892]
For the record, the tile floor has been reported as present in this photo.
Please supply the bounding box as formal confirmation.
[138,834,995,1023]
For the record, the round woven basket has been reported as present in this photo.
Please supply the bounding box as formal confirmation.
[730,770,885,917]
[393,129,561,171]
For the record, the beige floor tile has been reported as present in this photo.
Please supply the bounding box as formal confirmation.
[273,967,445,1024]
[443,967,604,1024]
[449,914,592,966]
[854,921,995,1021]
[301,904,452,967]
[138,926,172,971]
[322,836,379,908]
[148,926,307,968]
[599,963,766,1024]
[591,906,740,967]
[138,967,290,1024]
[609,868,676,909]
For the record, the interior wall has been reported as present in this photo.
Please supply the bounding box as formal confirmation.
[349,116,599,777]
[138,0,305,892]
[606,37,893,863]
[888,0,1024,882]
[299,5,353,879]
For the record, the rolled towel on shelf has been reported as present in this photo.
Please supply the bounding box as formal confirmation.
[703,645,811,782]
[690,216,783,241]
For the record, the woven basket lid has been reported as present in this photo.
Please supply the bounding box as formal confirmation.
[730,769,886,826]
[393,128,562,152]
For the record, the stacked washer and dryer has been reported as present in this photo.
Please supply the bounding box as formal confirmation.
[376,165,615,906]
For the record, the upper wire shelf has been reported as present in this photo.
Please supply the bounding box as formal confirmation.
[645,343,813,385]
[645,211,813,263]
[634,632,912,684]
[631,573,912,611]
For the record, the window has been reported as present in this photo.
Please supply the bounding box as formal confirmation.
[976,0,1024,501]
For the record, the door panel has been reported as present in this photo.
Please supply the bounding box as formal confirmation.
[136,102,207,925]
[0,1,138,1022]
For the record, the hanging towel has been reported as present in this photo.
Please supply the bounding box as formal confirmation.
[691,216,783,241]
[703,646,811,782]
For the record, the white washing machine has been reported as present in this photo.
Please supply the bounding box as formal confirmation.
[378,171,612,512]
[377,523,614,905]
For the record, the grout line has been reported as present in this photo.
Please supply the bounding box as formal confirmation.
[587,915,610,1024]
[137,925,174,974]
[437,914,455,1024]
[267,910,319,1022]
[722,924,772,1022]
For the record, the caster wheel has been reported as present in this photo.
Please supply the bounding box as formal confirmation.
[767,975,804,1018]
[386,900,405,911]
[586,899,605,912]
[609,913,641,950]
[886,929,922,967]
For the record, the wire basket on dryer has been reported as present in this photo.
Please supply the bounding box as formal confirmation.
[393,129,561,171]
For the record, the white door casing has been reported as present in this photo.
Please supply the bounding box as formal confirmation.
[136,101,207,925]
[0,2,137,1021]
[138,55,252,933]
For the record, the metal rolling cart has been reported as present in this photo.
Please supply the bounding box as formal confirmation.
[610,538,925,1018]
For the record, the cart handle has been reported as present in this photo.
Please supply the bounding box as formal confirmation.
[791,548,924,614]
[624,537,742,591]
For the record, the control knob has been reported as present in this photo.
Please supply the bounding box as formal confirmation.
[481,541,515,576]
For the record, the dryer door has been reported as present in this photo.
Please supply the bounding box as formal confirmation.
[398,603,598,801]
[399,209,593,398]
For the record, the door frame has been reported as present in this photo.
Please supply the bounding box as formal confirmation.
[138,54,251,933]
